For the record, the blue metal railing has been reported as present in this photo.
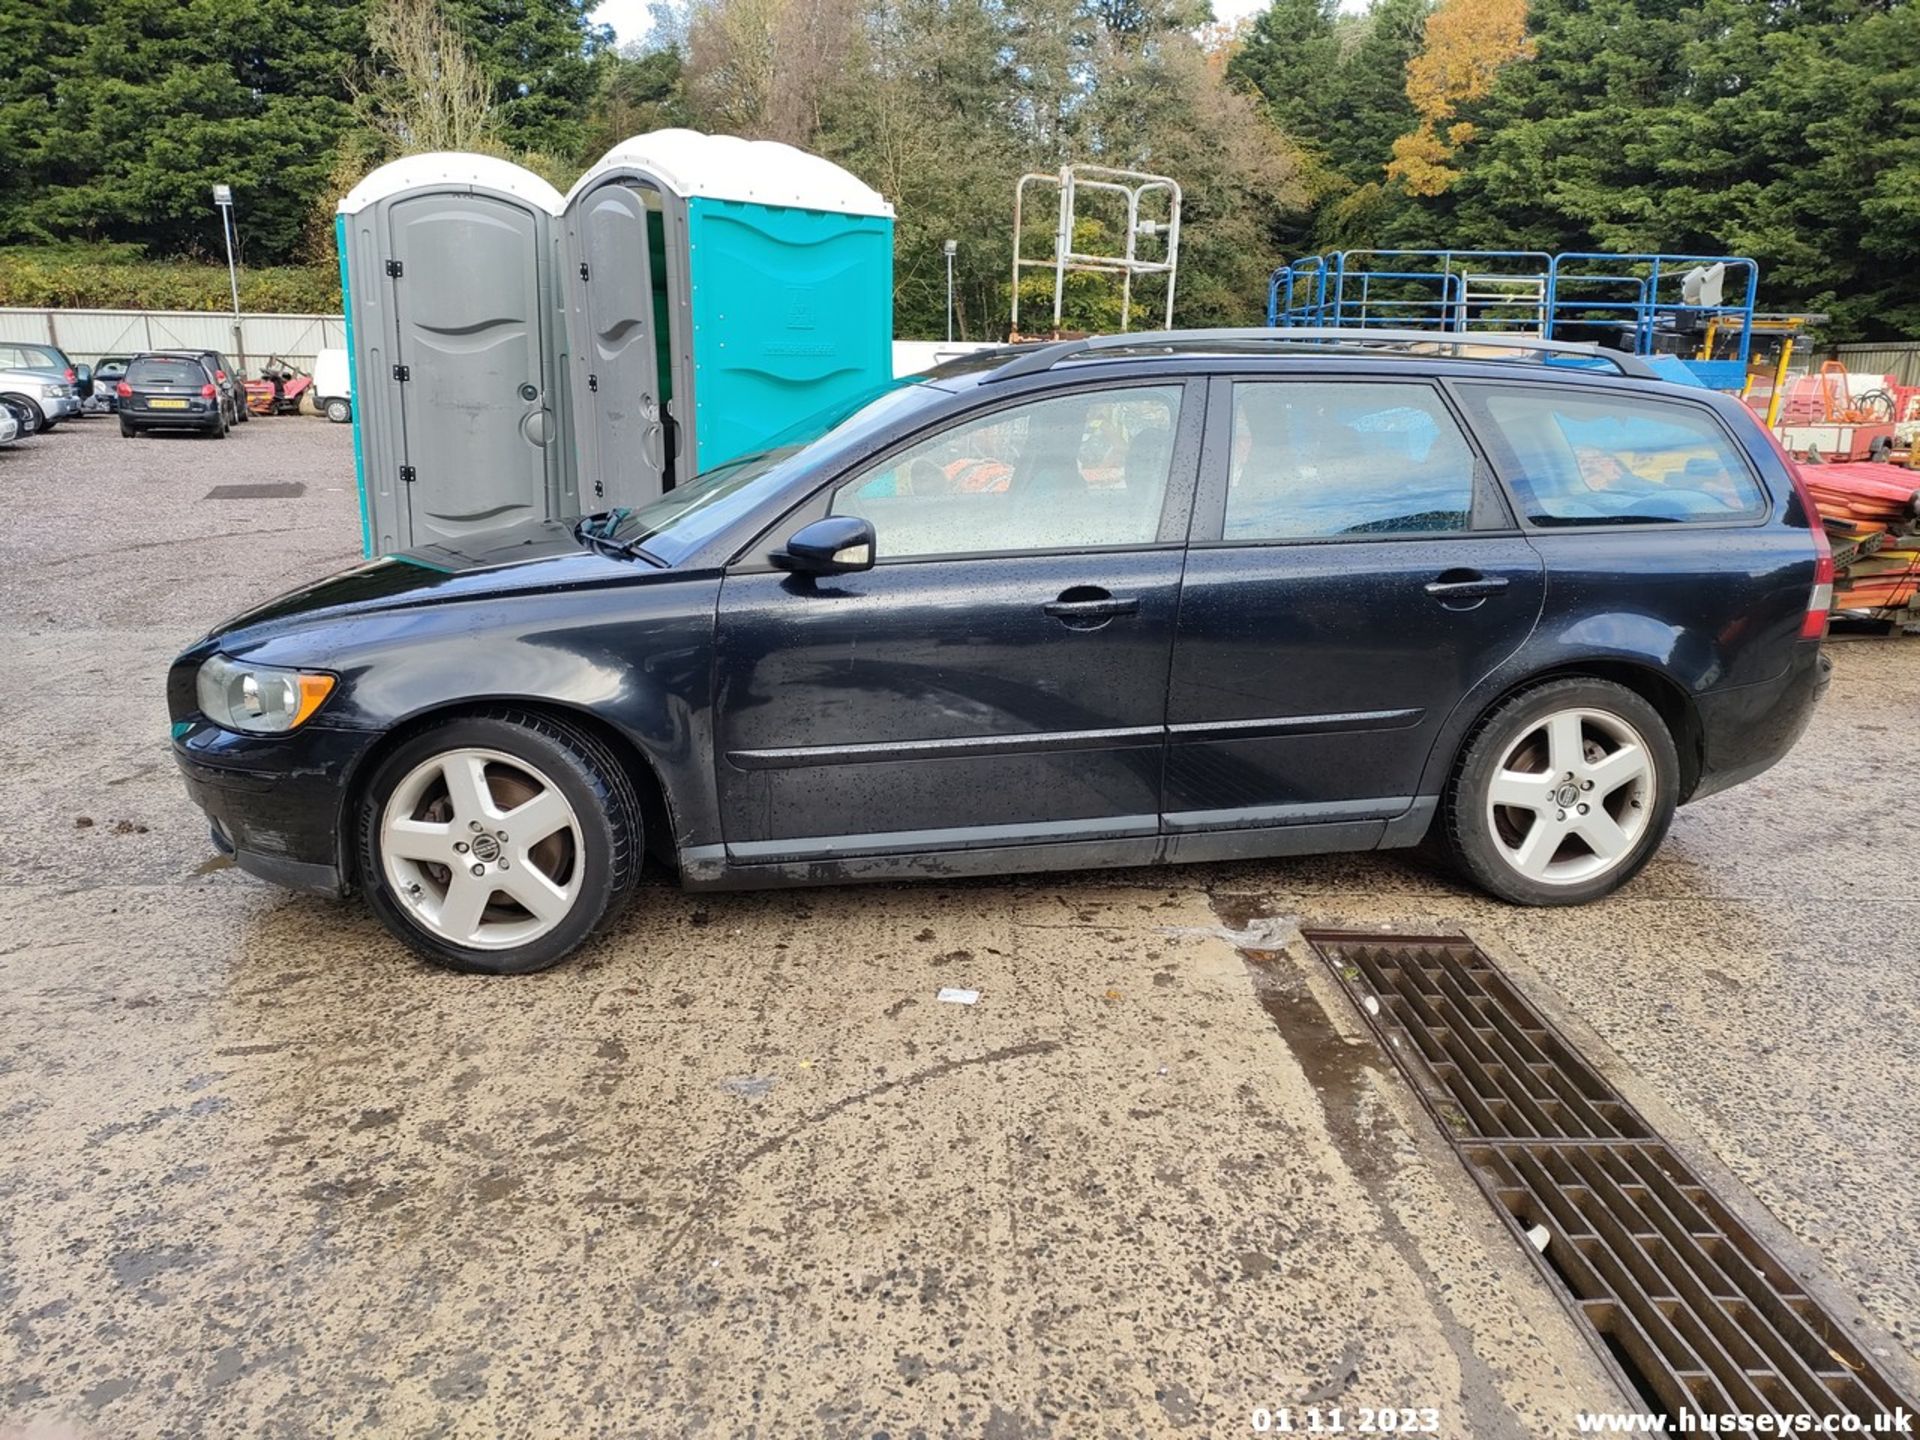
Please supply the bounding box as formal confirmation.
[1264,248,1760,385]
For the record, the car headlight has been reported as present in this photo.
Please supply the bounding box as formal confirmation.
[196,655,336,734]
[40,383,63,398]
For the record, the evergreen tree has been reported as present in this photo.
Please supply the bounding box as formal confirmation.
[0,0,367,263]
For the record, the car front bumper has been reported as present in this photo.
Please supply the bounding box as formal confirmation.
[172,721,381,896]
[45,395,81,419]
[1690,643,1832,802]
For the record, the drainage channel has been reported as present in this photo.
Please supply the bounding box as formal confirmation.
[1304,929,1914,1426]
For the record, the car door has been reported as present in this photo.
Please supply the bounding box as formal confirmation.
[1164,374,1545,858]
[711,378,1203,867]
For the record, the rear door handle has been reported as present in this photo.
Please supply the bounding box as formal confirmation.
[1424,573,1510,600]
[1042,597,1139,618]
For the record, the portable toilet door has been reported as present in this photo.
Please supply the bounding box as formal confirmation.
[337,155,567,555]
[562,179,675,509]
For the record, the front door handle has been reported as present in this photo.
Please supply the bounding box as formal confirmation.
[1424,572,1510,601]
[1043,587,1140,629]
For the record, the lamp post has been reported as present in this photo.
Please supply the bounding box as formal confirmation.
[212,184,243,368]
[943,239,958,344]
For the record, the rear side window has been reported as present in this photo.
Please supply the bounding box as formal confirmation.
[128,358,207,385]
[1466,388,1766,526]
[1224,381,1478,541]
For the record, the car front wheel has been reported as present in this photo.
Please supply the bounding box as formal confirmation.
[325,397,351,424]
[357,711,640,974]
[1445,677,1678,906]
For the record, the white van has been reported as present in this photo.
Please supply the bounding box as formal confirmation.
[311,349,352,424]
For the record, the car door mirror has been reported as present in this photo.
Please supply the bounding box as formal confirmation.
[774,516,876,575]
[76,363,92,385]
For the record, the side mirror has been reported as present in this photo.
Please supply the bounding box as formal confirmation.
[773,515,876,575]
[76,363,92,384]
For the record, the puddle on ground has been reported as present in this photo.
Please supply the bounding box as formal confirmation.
[1213,893,1395,1183]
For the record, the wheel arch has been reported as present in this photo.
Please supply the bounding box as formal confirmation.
[336,698,682,892]
[1427,658,1704,809]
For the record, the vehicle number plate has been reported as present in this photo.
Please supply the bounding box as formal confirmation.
[149,398,187,409]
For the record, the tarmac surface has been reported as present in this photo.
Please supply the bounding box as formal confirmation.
[2,416,1916,1437]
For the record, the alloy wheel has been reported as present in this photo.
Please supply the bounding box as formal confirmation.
[1484,707,1656,886]
[379,747,585,950]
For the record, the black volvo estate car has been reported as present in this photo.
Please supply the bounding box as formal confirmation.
[169,331,1833,974]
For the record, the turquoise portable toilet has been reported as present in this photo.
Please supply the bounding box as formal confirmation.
[336,131,895,555]
[559,129,896,507]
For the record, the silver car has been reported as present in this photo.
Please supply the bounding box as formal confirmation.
[0,366,80,432]
[0,406,19,446]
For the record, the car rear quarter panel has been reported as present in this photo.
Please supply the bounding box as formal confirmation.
[1409,390,1818,806]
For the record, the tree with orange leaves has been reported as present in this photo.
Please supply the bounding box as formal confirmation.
[1387,0,1532,196]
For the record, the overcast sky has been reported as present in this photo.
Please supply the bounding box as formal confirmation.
[589,0,1278,48]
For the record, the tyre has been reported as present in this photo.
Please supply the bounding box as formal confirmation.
[1444,677,1678,906]
[119,417,135,438]
[2,396,42,433]
[357,711,640,974]
[207,415,227,438]
[39,419,57,433]
[325,397,352,424]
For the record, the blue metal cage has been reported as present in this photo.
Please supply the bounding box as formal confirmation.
[1265,249,1760,389]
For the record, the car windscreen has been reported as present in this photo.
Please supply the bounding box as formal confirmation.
[128,358,207,386]
[609,381,942,565]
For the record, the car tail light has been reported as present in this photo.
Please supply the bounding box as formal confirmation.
[201,383,217,398]
[215,370,227,381]
[1803,540,1834,639]
[115,381,131,398]
[64,367,76,382]
[1758,426,1833,640]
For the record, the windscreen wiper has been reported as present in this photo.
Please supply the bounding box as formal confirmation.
[572,509,634,557]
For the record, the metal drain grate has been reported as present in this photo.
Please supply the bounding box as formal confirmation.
[204,482,305,500]
[1306,929,1914,1425]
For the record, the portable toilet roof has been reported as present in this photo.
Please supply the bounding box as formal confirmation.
[564,129,893,218]
[338,151,565,215]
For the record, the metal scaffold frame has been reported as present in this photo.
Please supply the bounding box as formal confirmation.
[1011,164,1182,338]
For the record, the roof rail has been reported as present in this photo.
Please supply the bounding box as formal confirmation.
[981,326,1660,383]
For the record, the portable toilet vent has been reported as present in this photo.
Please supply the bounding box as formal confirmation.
[337,131,896,557]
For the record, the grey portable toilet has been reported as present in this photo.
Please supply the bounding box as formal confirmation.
[335,155,572,555]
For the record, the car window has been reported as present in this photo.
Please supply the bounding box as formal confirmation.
[128,357,208,385]
[1467,388,1767,526]
[1224,382,1477,541]
[829,385,1182,559]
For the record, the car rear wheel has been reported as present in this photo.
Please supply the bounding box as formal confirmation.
[357,711,640,974]
[325,397,351,424]
[1445,678,1678,906]
[119,417,135,438]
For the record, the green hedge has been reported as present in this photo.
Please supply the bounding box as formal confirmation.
[0,246,341,313]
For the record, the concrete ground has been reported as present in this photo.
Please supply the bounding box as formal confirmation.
[2,417,1915,1437]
